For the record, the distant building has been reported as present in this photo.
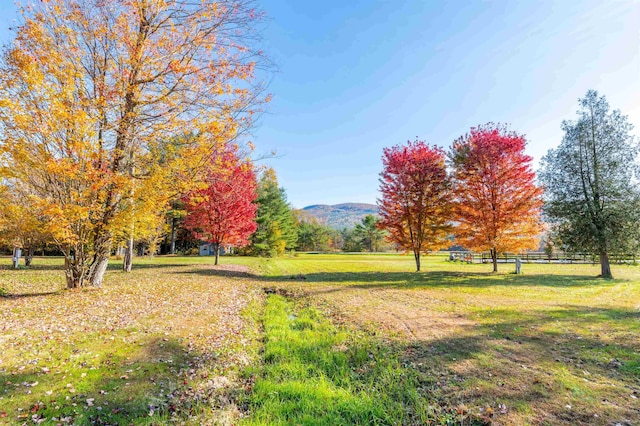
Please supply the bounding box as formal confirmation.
[198,243,233,256]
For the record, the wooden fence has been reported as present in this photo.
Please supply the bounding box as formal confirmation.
[447,251,637,265]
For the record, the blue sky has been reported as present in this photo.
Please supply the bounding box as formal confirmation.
[1,1,638,208]
[256,0,640,207]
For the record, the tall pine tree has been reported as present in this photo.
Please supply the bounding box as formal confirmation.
[251,169,297,256]
[353,215,384,252]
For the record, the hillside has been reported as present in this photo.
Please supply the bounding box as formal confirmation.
[301,203,379,229]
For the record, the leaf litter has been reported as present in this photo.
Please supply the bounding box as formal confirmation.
[0,262,262,424]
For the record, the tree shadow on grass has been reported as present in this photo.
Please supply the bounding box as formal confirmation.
[181,268,614,289]
[105,263,204,271]
[0,290,61,299]
[298,271,610,289]
[399,303,640,424]
[178,267,254,279]
[0,262,201,272]
[0,336,239,424]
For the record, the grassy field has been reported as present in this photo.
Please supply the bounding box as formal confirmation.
[1,254,639,425]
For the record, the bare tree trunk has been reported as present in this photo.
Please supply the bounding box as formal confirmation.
[413,250,421,272]
[124,159,136,271]
[88,255,109,287]
[24,246,35,267]
[491,248,498,273]
[599,250,612,279]
[170,217,177,255]
[123,234,134,272]
[214,242,220,265]
[65,251,86,289]
[87,234,111,287]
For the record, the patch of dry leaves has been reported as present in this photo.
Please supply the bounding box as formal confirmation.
[0,261,262,424]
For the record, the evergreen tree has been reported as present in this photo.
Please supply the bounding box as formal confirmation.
[251,169,297,256]
[539,90,640,278]
[340,228,362,252]
[295,221,332,252]
[353,215,384,252]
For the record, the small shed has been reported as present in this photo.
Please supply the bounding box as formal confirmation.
[198,243,232,256]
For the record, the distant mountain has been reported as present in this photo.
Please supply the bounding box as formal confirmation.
[301,203,379,229]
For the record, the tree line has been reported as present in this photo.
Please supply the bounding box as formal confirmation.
[175,168,390,258]
[377,91,638,278]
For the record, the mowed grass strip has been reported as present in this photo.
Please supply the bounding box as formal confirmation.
[241,294,438,426]
[0,257,262,425]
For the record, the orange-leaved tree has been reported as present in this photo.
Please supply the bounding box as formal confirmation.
[0,0,269,287]
[183,150,258,265]
[378,140,452,272]
[450,123,543,272]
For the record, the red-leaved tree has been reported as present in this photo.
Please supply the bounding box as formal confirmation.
[450,123,543,272]
[378,140,452,271]
[183,153,258,265]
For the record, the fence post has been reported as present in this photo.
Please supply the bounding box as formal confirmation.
[12,247,21,269]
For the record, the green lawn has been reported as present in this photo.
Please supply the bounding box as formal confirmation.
[1,254,639,425]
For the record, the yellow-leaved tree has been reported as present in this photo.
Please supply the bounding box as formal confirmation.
[0,184,50,266]
[0,0,269,288]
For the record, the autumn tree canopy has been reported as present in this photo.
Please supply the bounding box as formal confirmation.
[539,91,640,278]
[450,124,543,272]
[378,140,452,271]
[0,0,269,288]
[183,150,258,265]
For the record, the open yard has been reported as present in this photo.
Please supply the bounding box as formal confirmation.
[1,254,639,425]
